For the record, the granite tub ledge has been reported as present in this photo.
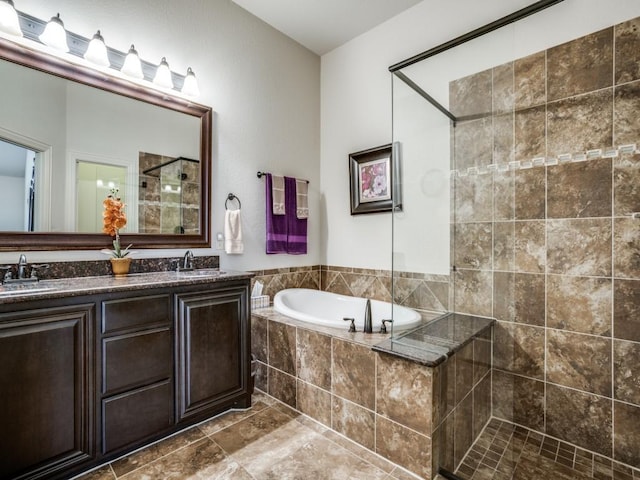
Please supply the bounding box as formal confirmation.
[0,269,253,304]
[372,312,495,367]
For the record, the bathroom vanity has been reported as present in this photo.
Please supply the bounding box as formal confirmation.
[0,271,252,480]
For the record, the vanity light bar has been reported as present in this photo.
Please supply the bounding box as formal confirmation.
[9,8,198,96]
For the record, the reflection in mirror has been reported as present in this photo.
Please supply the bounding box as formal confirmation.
[76,161,127,233]
[0,138,37,232]
[138,154,200,234]
[0,35,211,250]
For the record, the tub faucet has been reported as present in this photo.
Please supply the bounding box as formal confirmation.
[363,299,373,333]
[182,250,194,271]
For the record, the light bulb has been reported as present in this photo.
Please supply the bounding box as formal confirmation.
[84,30,109,67]
[153,57,173,89]
[39,13,69,52]
[0,0,22,37]
[121,44,143,79]
[181,67,200,97]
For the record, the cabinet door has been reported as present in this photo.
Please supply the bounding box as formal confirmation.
[176,286,249,422]
[0,305,94,480]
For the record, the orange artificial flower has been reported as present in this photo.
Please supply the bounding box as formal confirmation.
[102,188,131,258]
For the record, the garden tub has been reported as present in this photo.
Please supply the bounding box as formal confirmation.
[273,288,421,331]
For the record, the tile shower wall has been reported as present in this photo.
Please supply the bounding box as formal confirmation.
[451,16,640,470]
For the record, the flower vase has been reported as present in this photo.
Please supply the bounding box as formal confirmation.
[110,257,131,276]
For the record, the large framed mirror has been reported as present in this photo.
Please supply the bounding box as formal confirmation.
[0,36,211,251]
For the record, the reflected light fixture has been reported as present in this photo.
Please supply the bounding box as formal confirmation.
[181,67,200,97]
[153,57,173,88]
[0,0,22,37]
[39,13,69,52]
[121,44,143,79]
[84,30,109,67]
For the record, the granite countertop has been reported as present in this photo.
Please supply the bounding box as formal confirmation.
[372,312,495,367]
[0,269,253,304]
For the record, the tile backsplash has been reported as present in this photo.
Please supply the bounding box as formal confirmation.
[251,265,449,315]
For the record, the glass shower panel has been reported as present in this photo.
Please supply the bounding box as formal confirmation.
[391,21,521,480]
[391,4,640,478]
[390,73,452,335]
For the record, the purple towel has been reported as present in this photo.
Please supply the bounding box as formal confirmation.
[285,176,307,254]
[266,174,288,254]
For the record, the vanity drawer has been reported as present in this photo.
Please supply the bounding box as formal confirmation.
[102,294,170,334]
[102,380,173,454]
[103,327,172,395]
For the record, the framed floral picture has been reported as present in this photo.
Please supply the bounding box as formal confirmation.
[349,143,398,215]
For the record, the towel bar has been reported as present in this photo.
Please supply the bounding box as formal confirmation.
[257,171,309,183]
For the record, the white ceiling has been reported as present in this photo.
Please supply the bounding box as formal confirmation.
[231,0,423,55]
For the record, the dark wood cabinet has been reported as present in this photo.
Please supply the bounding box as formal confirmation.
[0,277,251,480]
[0,304,95,480]
[176,284,251,423]
[100,294,173,455]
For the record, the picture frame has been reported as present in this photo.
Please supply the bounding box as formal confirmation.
[349,143,400,215]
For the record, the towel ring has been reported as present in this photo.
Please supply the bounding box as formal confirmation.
[225,193,241,210]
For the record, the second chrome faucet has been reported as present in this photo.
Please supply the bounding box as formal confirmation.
[182,250,194,271]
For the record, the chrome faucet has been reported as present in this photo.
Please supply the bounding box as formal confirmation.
[17,254,28,279]
[0,254,46,284]
[363,299,373,333]
[182,250,194,271]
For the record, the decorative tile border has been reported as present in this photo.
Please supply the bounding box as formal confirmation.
[451,143,638,177]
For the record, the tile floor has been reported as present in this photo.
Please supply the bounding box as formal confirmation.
[454,418,640,480]
[74,391,420,480]
[74,392,640,480]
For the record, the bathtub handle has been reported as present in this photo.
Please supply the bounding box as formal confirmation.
[380,319,394,334]
[343,317,356,333]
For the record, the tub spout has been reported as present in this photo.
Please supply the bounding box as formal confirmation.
[363,299,372,333]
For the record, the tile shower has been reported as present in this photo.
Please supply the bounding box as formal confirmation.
[448,14,640,477]
[248,13,640,480]
[138,152,200,234]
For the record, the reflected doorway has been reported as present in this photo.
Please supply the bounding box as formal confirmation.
[76,160,127,233]
[0,138,37,232]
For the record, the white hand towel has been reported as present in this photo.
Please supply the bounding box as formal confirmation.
[224,209,244,254]
[272,175,285,215]
[296,179,308,219]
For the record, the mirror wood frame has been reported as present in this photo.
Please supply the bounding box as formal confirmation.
[0,37,212,251]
